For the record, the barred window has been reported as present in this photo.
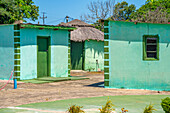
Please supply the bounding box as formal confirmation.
[143,35,159,60]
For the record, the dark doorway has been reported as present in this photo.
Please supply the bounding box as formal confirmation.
[71,41,85,70]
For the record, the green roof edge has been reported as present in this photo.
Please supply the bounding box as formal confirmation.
[20,24,76,30]
[106,20,170,25]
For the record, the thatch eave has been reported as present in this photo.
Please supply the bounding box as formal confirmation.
[57,19,104,42]
[71,27,104,42]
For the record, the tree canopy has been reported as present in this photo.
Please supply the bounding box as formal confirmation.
[130,0,170,23]
[0,0,39,24]
[110,1,136,21]
[82,0,170,27]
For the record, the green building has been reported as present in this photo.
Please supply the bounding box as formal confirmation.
[59,19,104,71]
[0,24,75,80]
[104,21,170,91]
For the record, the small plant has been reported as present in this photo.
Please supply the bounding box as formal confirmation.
[143,104,156,113]
[161,97,170,113]
[86,66,95,72]
[67,105,85,113]
[121,108,128,113]
[99,98,115,113]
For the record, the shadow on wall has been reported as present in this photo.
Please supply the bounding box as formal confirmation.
[71,40,104,70]
[19,28,69,47]
[20,37,68,47]
[84,40,104,71]
[110,21,170,43]
[85,40,104,59]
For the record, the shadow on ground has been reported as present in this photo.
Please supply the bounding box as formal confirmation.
[85,82,104,88]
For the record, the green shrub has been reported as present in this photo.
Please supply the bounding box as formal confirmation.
[143,104,156,113]
[121,108,128,113]
[99,98,115,113]
[161,97,170,113]
[67,105,85,113]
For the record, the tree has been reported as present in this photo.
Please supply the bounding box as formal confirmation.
[80,0,115,23]
[80,0,115,32]
[80,1,136,32]
[0,0,39,24]
[81,1,136,22]
[110,1,136,21]
[130,0,170,23]
[0,0,15,24]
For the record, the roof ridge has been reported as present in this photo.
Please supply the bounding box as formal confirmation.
[59,19,93,27]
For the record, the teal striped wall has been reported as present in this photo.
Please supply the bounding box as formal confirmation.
[104,20,110,87]
[105,21,170,91]
[14,25,21,80]
[0,24,71,80]
[68,32,71,77]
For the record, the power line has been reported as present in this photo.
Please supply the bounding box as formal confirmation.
[43,16,76,25]
[40,12,47,25]
[46,18,64,24]
[47,16,75,24]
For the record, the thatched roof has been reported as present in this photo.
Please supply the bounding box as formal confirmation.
[59,19,93,27]
[58,19,104,42]
[71,27,104,42]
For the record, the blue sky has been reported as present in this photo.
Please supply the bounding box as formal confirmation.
[28,0,146,25]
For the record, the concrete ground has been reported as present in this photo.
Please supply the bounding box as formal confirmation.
[0,71,169,109]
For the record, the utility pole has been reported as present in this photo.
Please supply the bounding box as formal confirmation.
[65,16,69,23]
[40,12,47,25]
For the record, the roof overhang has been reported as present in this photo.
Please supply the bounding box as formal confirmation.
[20,24,76,30]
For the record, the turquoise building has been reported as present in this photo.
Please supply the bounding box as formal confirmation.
[104,21,170,91]
[0,24,75,80]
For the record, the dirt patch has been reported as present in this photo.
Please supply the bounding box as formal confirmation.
[0,71,169,108]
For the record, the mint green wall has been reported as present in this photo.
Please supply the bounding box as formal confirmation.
[20,28,68,80]
[20,28,37,80]
[84,40,104,71]
[108,21,170,91]
[0,25,14,80]
[51,30,69,77]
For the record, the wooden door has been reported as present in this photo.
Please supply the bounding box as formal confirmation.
[37,38,49,78]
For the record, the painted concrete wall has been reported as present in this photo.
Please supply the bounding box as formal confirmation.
[0,25,14,80]
[20,28,68,80]
[50,30,69,77]
[84,40,104,71]
[20,28,37,80]
[108,21,170,91]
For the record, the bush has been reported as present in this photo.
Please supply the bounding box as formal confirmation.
[99,98,115,113]
[67,105,85,113]
[161,97,170,113]
[143,104,156,113]
[121,108,128,113]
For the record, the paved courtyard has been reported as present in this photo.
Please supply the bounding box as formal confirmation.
[0,71,169,108]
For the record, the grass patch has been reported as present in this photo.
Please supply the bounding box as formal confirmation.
[0,108,37,113]
[0,95,168,113]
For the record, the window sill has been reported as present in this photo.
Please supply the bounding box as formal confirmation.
[143,58,159,61]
